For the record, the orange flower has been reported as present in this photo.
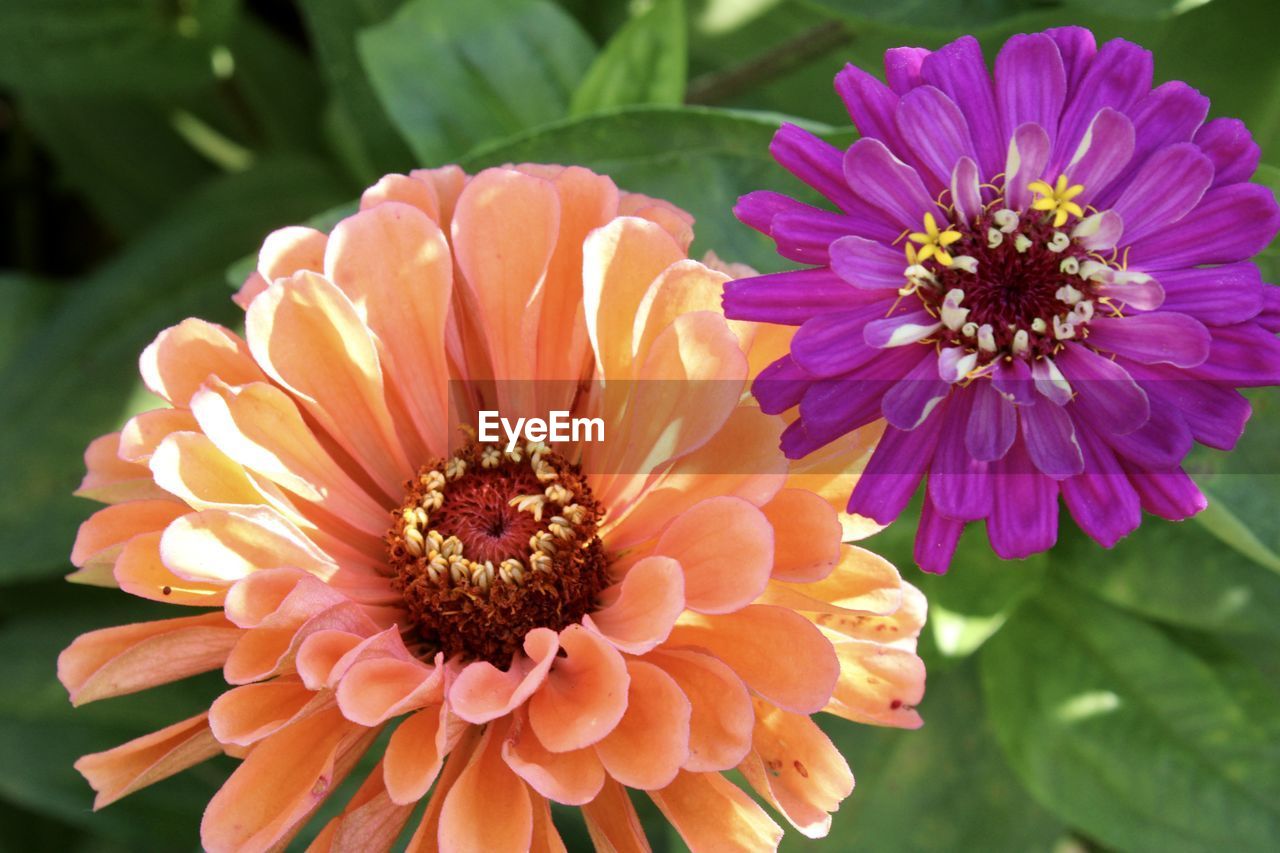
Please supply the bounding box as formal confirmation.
[59,165,926,852]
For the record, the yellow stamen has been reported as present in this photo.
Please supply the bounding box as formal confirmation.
[1029,174,1086,228]
[906,212,963,268]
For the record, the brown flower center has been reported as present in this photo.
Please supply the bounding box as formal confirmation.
[387,440,608,665]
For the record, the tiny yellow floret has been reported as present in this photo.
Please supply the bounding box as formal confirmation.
[1029,174,1085,227]
[907,212,963,266]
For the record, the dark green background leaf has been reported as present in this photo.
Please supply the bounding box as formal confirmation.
[570,0,688,115]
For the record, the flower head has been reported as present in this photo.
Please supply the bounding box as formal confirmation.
[60,165,926,851]
[726,28,1280,572]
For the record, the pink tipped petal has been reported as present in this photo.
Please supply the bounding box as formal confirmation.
[1086,313,1211,367]
[585,556,685,654]
[950,157,982,223]
[527,624,630,752]
[139,319,264,407]
[258,225,327,282]
[1054,39,1153,169]
[653,496,772,614]
[448,627,559,724]
[594,661,692,790]
[1031,357,1073,407]
[1071,210,1124,252]
[863,309,942,349]
[1063,108,1135,200]
[1004,122,1052,210]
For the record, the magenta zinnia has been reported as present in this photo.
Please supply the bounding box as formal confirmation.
[725,27,1280,572]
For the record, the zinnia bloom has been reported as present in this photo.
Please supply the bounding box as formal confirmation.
[60,165,926,851]
[725,27,1280,572]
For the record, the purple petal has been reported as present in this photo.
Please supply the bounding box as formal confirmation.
[780,417,834,459]
[928,386,992,521]
[1085,313,1211,368]
[770,123,860,211]
[1063,108,1135,202]
[752,356,809,415]
[967,379,1017,462]
[1053,38,1153,170]
[1258,286,1280,333]
[987,435,1060,559]
[1061,427,1141,547]
[1098,81,1208,206]
[993,358,1037,406]
[1099,388,1193,469]
[723,268,876,324]
[1020,396,1084,479]
[1071,210,1124,252]
[915,495,967,574]
[951,157,982,223]
[863,308,942,349]
[995,33,1066,145]
[835,64,905,152]
[1032,357,1073,406]
[1128,183,1280,269]
[1055,344,1150,434]
[1110,143,1213,244]
[768,206,862,264]
[734,190,789,235]
[798,345,927,438]
[919,36,1003,179]
[1125,467,1206,520]
[830,235,908,290]
[885,46,929,93]
[847,406,945,525]
[1125,361,1252,451]
[790,299,893,377]
[895,85,977,192]
[882,354,950,430]
[1005,122,1052,211]
[1156,263,1264,325]
[843,137,938,232]
[1095,272,1164,310]
[1045,27,1097,90]
[1186,322,1280,387]
[1195,117,1261,188]
[938,345,978,383]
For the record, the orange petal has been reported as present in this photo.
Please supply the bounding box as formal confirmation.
[70,500,187,570]
[113,529,227,605]
[201,707,365,853]
[739,699,853,839]
[337,656,444,725]
[585,556,683,654]
[649,770,782,852]
[617,192,694,251]
[77,432,170,504]
[594,660,690,790]
[631,260,733,366]
[438,719,533,853]
[813,579,926,647]
[668,605,838,714]
[653,496,772,614]
[208,679,327,746]
[383,704,467,805]
[582,777,651,853]
[58,611,237,705]
[448,627,559,724]
[410,166,467,229]
[826,641,926,729]
[139,318,264,406]
[234,271,269,310]
[402,725,482,853]
[118,407,199,463]
[784,422,886,541]
[501,707,605,805]
[601,405,787,551]
[245,271,412,497]
[646,649,753,772]
[759,545,904,618]
[583,217,686,385]
[160,507,337,584]
[296,629,368,690]
[529,791,568,853]
[309,760,416,853]
[191,379,389,537]
[360,173,440,220]
[74,713,220,809]
[325,203,452,457]
[149,431,277,510]
[528,624,630,752]
[451,168,559,401]
[761,489,842,582]
[258,225,327,281]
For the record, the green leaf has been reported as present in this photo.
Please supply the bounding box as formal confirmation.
[806,661,1065,851]
[357,0,596,165]
[0,158,349,583]
[461,106,852,271]
[570,0,687,116]
[800,0,1213,29]
[297,0,416,182]
[981,583,1280,852]
[0,0,238,96]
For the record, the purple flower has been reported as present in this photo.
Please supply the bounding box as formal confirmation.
[724,27,1280,573]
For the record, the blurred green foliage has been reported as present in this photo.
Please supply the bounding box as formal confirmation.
[1,0,1278,850]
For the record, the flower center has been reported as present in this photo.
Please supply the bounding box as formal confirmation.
[387,440,608,665]
[900,174,1128,369]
